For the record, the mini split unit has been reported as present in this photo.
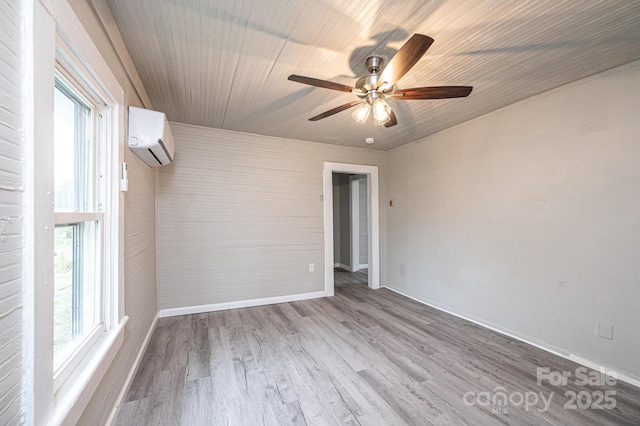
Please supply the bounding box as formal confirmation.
[127,106,175,167]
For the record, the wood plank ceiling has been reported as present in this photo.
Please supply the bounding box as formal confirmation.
[106,0,640,151]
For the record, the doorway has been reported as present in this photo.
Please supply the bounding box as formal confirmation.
[323,162,380,297]
[332,173,368,287]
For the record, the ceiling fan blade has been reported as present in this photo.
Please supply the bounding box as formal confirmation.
[309,101,361,121]
[377,34,434,89]
[384,110,397,128]
[394,86,473,99]
[288,75,357,93]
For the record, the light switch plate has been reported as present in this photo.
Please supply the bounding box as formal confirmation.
[598,322,614,340]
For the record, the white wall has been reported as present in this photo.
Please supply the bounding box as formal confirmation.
[338,174,351,267]
[359,177,368,266]
[332,173,353,268]
[332,174,368,270]
[387,60,640,381]
[332,174,341,264]
[0,1,25,423]
[157,123,385,310]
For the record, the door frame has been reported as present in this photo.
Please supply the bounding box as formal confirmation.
[323,162,379,296]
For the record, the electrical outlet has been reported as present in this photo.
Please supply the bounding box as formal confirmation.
[309,263,315,272]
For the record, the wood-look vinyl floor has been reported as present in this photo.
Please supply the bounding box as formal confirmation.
[116,284,640,425]
[334,268,368,287]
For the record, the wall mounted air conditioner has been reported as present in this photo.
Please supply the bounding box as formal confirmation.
[128,106,175,167]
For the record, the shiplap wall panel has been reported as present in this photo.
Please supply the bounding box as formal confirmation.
[0,0,23,423]
[108,0,640,150]
[157,123,385,310]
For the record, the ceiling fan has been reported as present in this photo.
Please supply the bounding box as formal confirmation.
[288,34,472,128]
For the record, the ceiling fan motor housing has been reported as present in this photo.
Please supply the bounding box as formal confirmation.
[355,74,380,92]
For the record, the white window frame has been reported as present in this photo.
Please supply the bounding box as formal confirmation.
[29,1,128,424]
[52,68,108,392]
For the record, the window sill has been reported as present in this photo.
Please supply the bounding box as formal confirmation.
[52,316,129,426]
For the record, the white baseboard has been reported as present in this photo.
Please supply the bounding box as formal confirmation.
[158,290,327,318]
[106,313,159,426]
[382,285,640,389]
[566,354,640,388]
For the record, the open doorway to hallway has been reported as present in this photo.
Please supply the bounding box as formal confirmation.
[323,162,379,296]
[332,173,368,287]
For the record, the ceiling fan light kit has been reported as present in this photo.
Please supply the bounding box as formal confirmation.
[352,102,371,124]
[288,34,473,128]
[372,98,392,125]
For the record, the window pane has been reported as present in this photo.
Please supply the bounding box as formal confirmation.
[54,225,74,354]
[54,221,100,363]
[54,83,92,212]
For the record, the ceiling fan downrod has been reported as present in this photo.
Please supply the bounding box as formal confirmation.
[366,56,383,74]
